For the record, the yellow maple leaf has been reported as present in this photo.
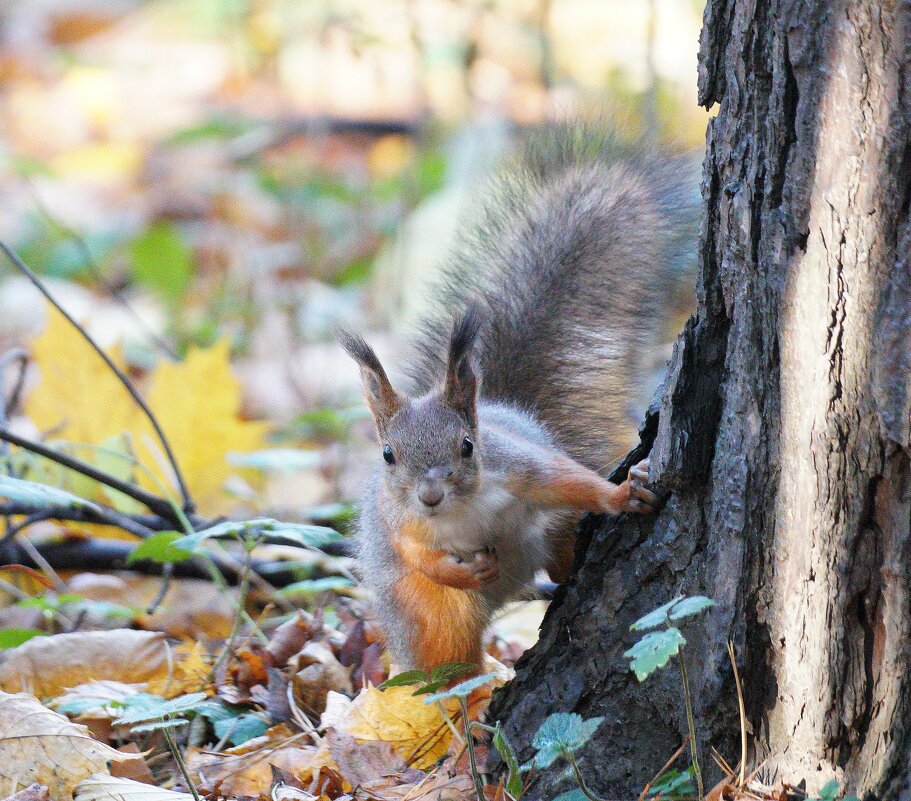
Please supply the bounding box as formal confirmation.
[139,338,269,513]
[24,305,268,518]
[342,685,458,770]
[26,311,139,447]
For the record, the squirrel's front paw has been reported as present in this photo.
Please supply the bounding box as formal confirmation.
[442,548,499,589]
[612,458,659,515]
[624,458,659,513]
[466,548,499,587]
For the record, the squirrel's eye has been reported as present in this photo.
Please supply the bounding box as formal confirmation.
[383,445,396,465]
[460,437,474,459]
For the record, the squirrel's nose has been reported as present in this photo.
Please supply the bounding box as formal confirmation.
[418,485,445,508]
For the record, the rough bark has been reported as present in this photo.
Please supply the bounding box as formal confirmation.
[490,1,911,798]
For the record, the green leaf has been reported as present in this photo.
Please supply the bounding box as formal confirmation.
[668,596,715,621]
[493,724,523,799]
[629,596,684,631]
[129,221,192,302]
[412,680,446,695]
[116,691,208,725]
[624,628,686,681]
[815,780,841,801]
[279,577,353,597]
[0,627,46,649]
[227,448,322,472]
[531,713,603,769]
[127,531,194,565]
[429,662,476,684]
[0,475,100,512]
[213,712,269,745]
[56,697,114,716]
[378,670,427,689]
[172,518,342,552]
[421,673,497,704]
[647,768,694,797]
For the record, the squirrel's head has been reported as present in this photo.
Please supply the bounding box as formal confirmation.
[337,309,482,518]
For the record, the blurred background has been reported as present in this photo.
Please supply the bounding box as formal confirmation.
[0,0,707,525]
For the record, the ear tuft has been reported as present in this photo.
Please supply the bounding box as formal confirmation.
[444,306,483,428]
[448,305,483,369]
[334,326,404,435]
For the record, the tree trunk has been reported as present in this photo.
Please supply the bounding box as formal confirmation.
[490,1,911,798]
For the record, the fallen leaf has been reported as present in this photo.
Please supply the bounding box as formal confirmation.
[108,744,155,785]
[340,686,457,771]
[0,784,50,801]
[185,724,318,796]
[0,692,129,801]
[147,640,211,699]
[0,630,169,697]
[25,311,268,516]
[50,680,144,717]
[292,641,352,716]
[265,611,322,668]
[360,770,474,801]
[326,730,406,785]
[141,339,269,512]
[74,774,193,801]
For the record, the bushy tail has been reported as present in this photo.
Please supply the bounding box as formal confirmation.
[408,126,698,469]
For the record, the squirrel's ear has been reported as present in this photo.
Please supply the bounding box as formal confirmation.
[444,307,481,429]
[335,328,403,435]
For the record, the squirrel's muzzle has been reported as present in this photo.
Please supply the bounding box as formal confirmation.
[417,474,447,508]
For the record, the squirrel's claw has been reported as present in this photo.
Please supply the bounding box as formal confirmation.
[619,458,659,514]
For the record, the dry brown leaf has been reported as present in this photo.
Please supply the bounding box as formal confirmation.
[185,726,319,797]
[325,730,405,785]
[0,784,50,801]
[0,692,130,801]
[0,630,168,697]
[108,744,155,785]
[68,573,235,640]
[360,770,474,801]
[265,611,322,668]
[293,641,352,716]
[74,774,194,801]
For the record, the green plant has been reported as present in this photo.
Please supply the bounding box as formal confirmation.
[526,712,605,801]
[624,595,715,801]
[812,780,859,801]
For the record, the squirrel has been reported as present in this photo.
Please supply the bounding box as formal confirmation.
[338,127,695,673]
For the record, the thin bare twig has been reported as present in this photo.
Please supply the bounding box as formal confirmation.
[728,639,748,787]
[0,426,179,522]
[0,241,194,513]
[0,348,28,427]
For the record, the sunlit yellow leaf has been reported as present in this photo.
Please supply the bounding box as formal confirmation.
[342,685,457,770]
[140,339,269,512]
[24,307,268,517]
[26,310,139,448]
